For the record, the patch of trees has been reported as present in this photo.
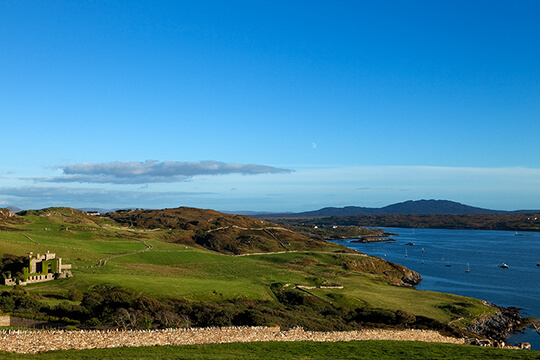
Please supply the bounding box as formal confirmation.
[0,286,42,315]
[0,284,461,338]
[0,254,27,282]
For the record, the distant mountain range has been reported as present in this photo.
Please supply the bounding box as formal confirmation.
[258,199,540,218]
[5,200,539,218]
[5,206,22,213]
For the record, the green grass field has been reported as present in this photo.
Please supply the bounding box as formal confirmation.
[2,210,536,358]
[0,214,496,326]
[0,341,538,360]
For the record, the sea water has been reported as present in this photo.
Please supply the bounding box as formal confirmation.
[337,228,540,349]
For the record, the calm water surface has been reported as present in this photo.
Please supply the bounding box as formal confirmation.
[338,228,540,349]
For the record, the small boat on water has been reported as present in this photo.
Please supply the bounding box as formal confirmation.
[465,262,471,273]
[536,262,540,267]
[498,263,509,268]
[445,261,451,267]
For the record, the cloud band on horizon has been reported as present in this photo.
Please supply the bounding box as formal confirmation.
[42,160,294,184]
[3,165,540,211]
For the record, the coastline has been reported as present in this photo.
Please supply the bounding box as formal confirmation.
[468,303,539,346]
[340,227,540,349]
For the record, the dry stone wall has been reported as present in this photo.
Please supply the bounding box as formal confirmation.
[0,317,9,327]
[0,326,464,354]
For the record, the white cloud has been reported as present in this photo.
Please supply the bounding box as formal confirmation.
[4,165,540,212]
[35,160,293,184]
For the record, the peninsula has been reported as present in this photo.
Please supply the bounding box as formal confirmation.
[0,206,530,352]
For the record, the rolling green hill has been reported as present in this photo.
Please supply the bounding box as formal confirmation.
[105,207,347,255]
[0,207,512,341]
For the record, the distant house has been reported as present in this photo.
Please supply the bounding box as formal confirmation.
[1,251,72,286]
[87,211,100,216]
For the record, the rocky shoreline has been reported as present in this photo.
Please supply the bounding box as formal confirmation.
[466,301,538,348]
[469,304,521,340]
[350,232,398,243]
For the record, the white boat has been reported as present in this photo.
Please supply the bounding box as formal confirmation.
[465,262,471,273]
[498,263,509,268]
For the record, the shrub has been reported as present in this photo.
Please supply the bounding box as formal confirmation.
[67,288,83,302]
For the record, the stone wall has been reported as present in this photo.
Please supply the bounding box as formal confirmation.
[0,316,9,327]
[0,326,465,354]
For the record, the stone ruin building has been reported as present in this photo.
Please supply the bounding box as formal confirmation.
[1,251,72,286]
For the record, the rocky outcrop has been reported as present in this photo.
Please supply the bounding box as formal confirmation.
[351,236,396,243]
[0,209,15,218]
[467,303,523,341]
[400,267,422,286]
[343,256,422,287]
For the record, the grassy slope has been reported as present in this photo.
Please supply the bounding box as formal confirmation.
[0,341,538,360]
[0,208,494,327]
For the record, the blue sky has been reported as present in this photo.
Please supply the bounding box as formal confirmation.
[1,1,539,212]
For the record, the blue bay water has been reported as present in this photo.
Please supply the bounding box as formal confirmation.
[336,228,540,349]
